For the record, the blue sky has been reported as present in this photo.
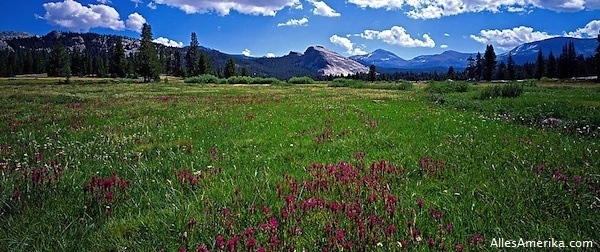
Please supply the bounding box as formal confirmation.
[1,0,599,59]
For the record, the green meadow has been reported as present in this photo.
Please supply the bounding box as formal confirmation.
[0,78,598,251]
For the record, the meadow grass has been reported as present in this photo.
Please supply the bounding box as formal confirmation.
[0,79,598,251]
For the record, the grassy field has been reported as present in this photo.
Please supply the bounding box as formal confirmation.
[0,78,598,251]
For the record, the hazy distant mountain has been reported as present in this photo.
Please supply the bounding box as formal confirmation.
[352,49,472,71]
[0,31,35,40]
[498,37,597,65]
[350,49,408,68]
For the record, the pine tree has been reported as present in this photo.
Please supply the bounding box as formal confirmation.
[136,23,161,82]
[241,65,250,77]
[496,62,506,80]
[507,52,516,80]
[198,52,213,75]
[109,37,127,78]
[47,41,71,77]
[368,64,377,82]
[224,57,238,78]
[173,51,183,77]
[466,55,476,80]
[446,66,455,80]
[475,52,483,81]
[482,45,496,81]
[595,32,600,80]
[534,49,545,80]
[185,32,200,76]
[547,51,556,78]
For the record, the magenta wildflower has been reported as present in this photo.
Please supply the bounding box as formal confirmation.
[446,224,453,232]
[179,246,187,252]
[412,228,419,237]
[216,235,225,249]
[245,237,256,249]
[187,218,197,229]
[417,198,424,208]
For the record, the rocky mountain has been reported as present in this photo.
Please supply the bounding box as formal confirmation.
[498,37,597,65]
[299,46,368,76]
[351,49,472,71]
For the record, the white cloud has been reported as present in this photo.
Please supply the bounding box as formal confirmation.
[565,20,600,38]
[152,0,300,16]
[265,53,277,58]
[470,26,555,49]
[347,0,600,19]
[41,0,125,31]
[242,49,252,57]
[126,12,147,33]
[153,37,184,47]
[97,0,112,4]
[329,35,367,55]
[444,33,450,37]
[148,1,157,9]
[440,44,448,48]
[131,0,143,7]
[293,2,303,9]
[277,17,309,27]
[307,0,341,17]
[359,26,436,48]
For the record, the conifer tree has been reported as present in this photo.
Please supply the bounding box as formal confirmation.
[185,32,200,76]
[475,52,483,81]
[534,49,545,80]
[507,52,516,80]
[368,64,377,82]
[136,23,161,82]
[224,57,238,78]
[109,37,127,78]
[47,41,70,78]
[547,51,556,78]
[595,32,600,80]
[483,45,496,81]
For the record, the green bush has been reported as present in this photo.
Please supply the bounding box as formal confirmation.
[477,83,523,99]
[328,78,365,88]
[425,81,469,93]
[184,74,220,84]
[250,77,282,85]
[227,76,253,84]
[288,76,315,84]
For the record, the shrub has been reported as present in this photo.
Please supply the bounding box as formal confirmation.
[288,76,315,84]
[328,78,365,88]
[184,74,221,84]
[477,83,523,99]
[227,76,253,84]
[425,81,469,93]
[250,77,282,85]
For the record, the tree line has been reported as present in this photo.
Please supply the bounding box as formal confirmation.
[0,24,252,82]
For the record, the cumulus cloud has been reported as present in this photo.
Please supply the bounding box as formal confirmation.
[444,33,450,37]
[347,0,600,19]
[152,0,300,16]
[126,12,146,33]
[330,35,367,55]
[97,0,112,4]
[148,1,158,9]
[470,26,555,49]
[265,53,277,58]
[277,17,308,27]
[153,37,184,47]
[440,44,448,48]
[41,0,126,31]
[360,26,436,48]
[307,0,341,17]
[242,49,252,57]
[565,20,600,38]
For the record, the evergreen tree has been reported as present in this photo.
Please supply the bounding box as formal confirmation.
[496,62,506,80]
[241,65,250,77]
[466,55,476,80]
[198,52,213,75]
[0,50,7,77]
[475,52,483,81]
[47,41,71,77]
[136,23,161,82]
[596,32,600,80]
[547,51,556,78]
[558,41,577,78]
[482,45,496,81]
[173,51,183,77]
[368,64,377,82]
[534,49,545,80]
[507,52,516,80]
[109,37,127,78]
[446,66,455,79]
[224,57,238,78]
[185,32,200,76]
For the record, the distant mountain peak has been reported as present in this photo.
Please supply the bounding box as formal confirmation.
[499,36,597,64]
[300,45,368,75]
